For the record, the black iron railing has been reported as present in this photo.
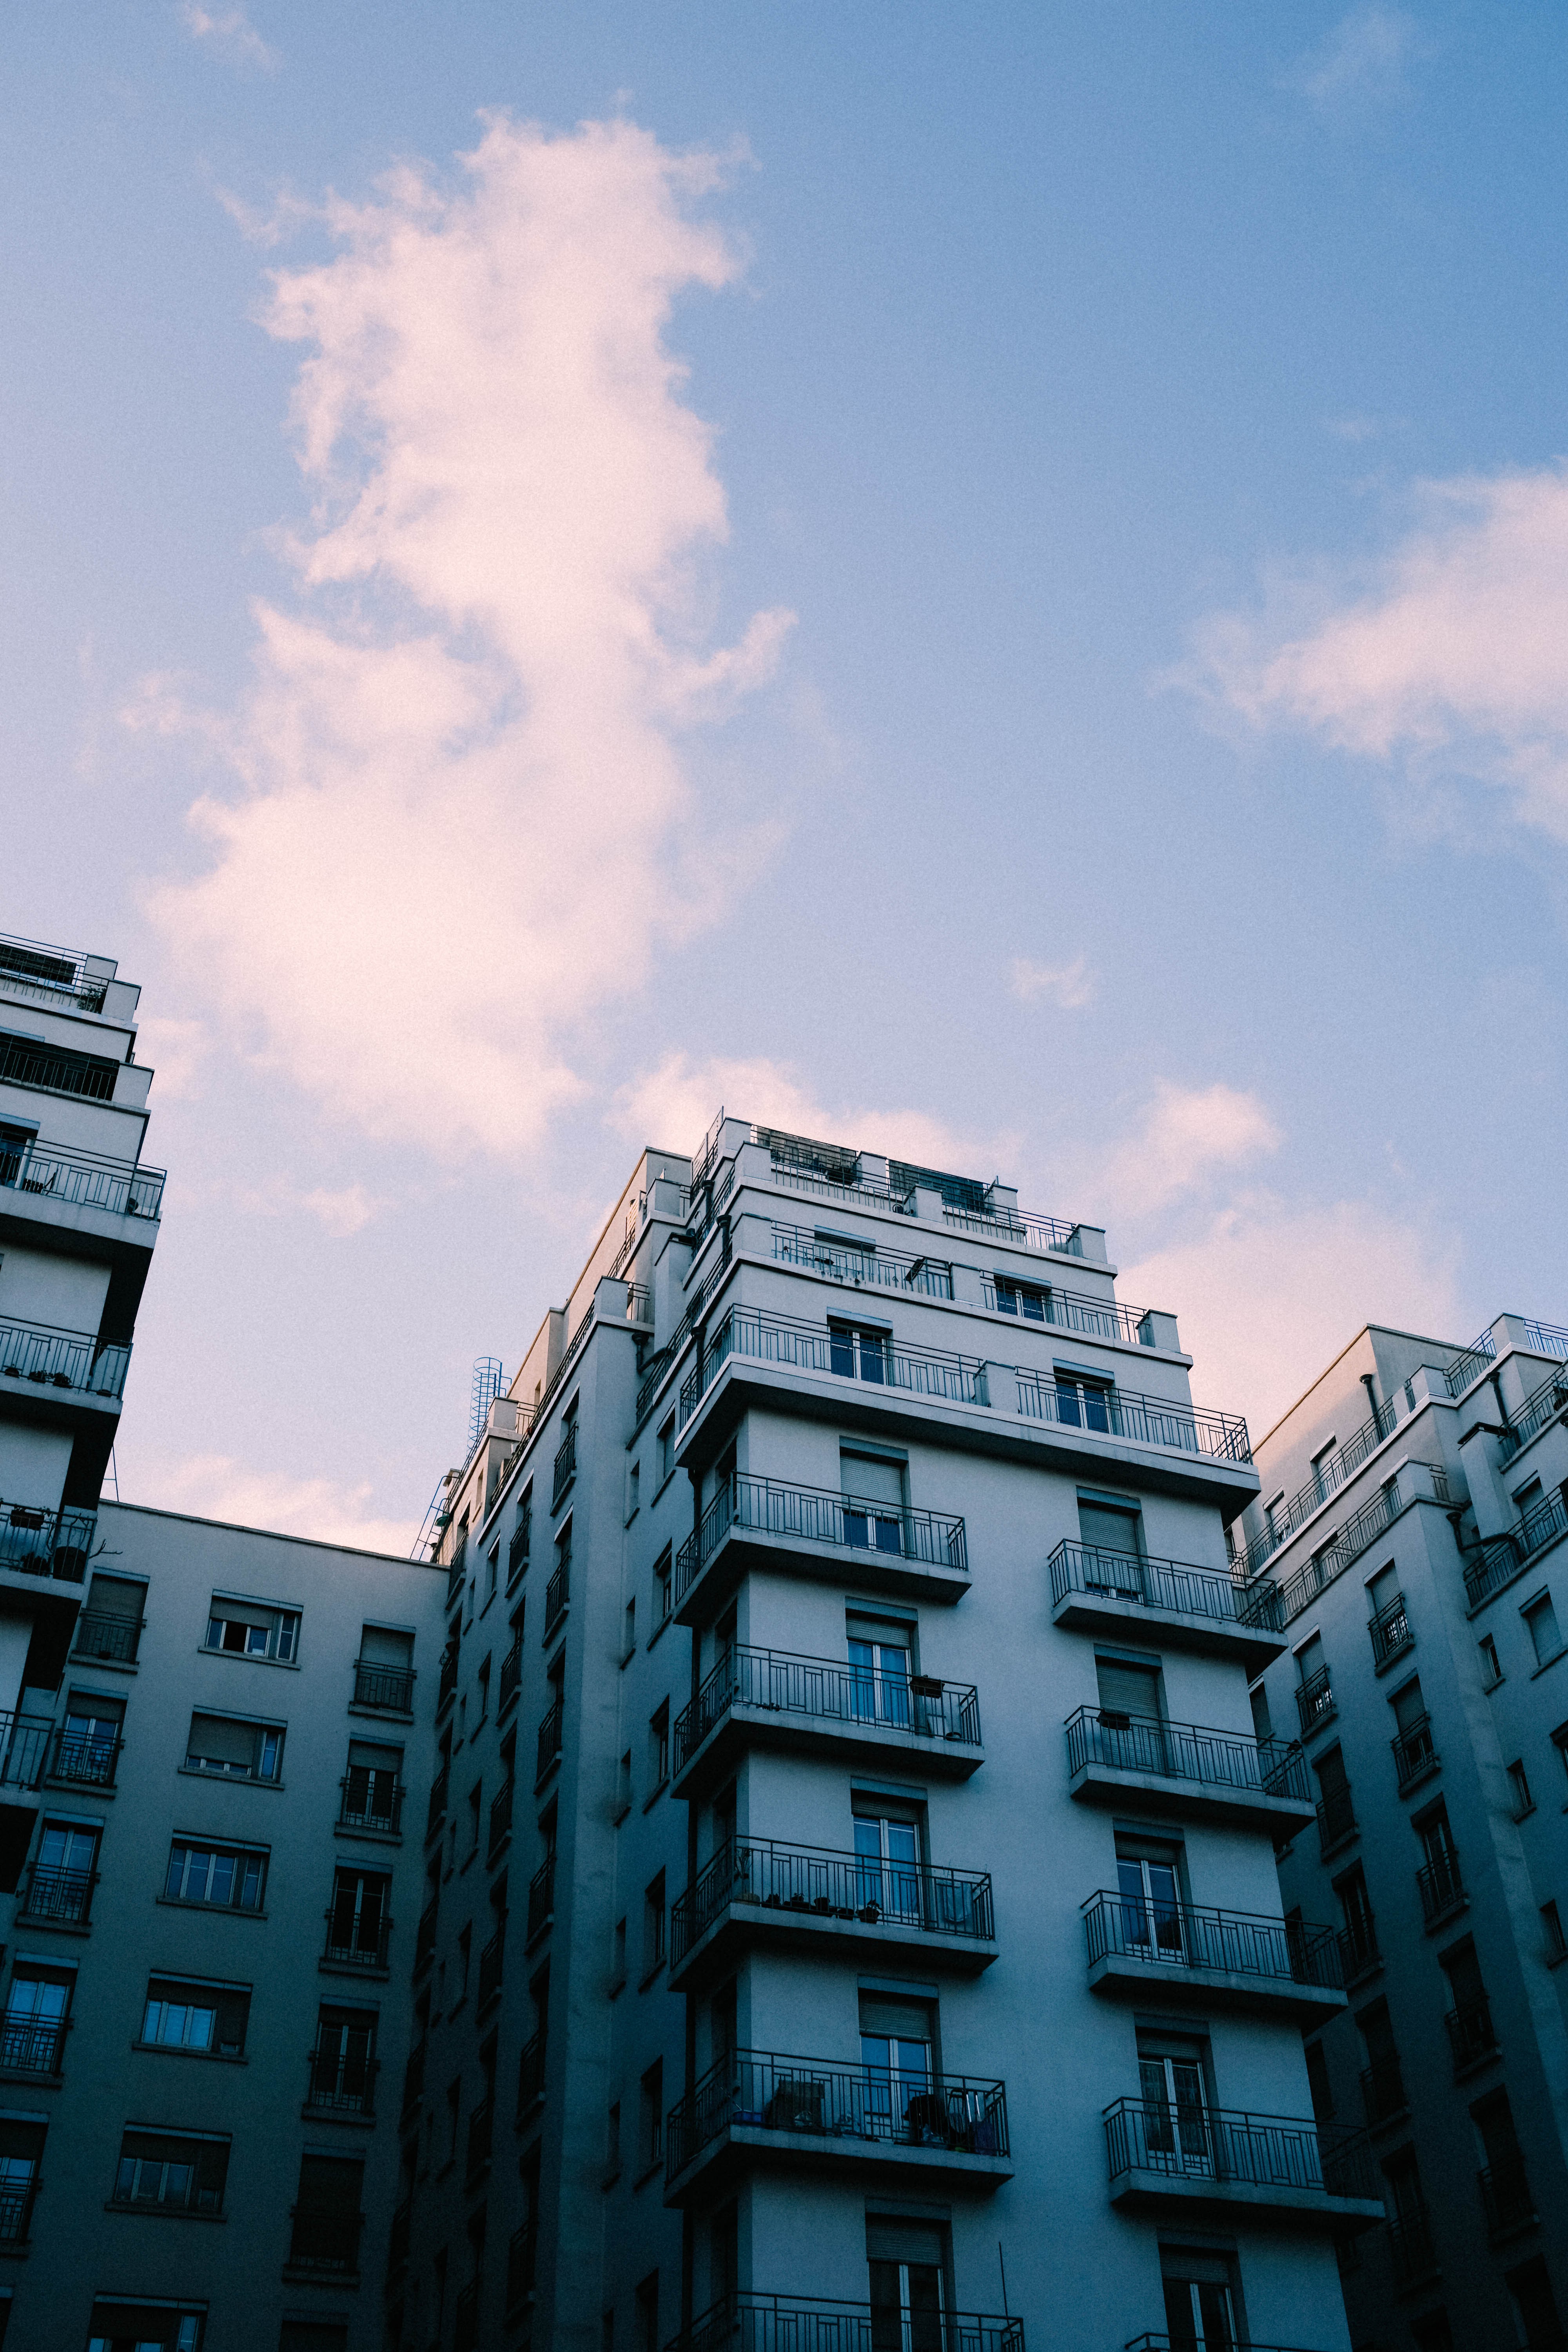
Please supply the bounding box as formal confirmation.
[322,1918,391,1971]
[1296,1669,1335,1735]
[1392,1717,1437,1791]
[339,1770,403,1833]
[1081,1890,1341,1990]
[679,1306,985,1428]
[1418,1850,1465,1925]
[0,1136,163,1220]
[0,2018,65,2074]
[674,1646,980,1775]
[425,1764,449,1840]
[508,1517,530,1579]
[536,1700,563,1782]
[0,1032,119,1102]
[527,1856,554,1941]
[287,2206,363,2273]
[1338,1915,1380,1983]
[307,2045,377,2115]
[1049,1539,1280,1633]
[488,1779,514,1857]
[0,933,107,1009]
[402,2038,426,2116]
[664,2293,1023,2352]
[49,1726,119,1787]
[479,1925,505,2009]
[1479,2153,1535,2238]
[0,1713,53,1790]
[446,1548,466,1608]
[1316,1786,1357,1856]
[771,1223,955,1301]
[1103,2096,1376,2200]
[72,1607,141,1663]
[1063,1706,1312,1802]
[388,2193,411,2270]
[0,1317,130,1400]
[1446,1997,1497,2072]
[1368,1592,1412,1669]
[0,1502,95,1583]
[1016,1373,1251,1463]
[676,1474,967,1604]
[544,1555,568,1636]
[671,1837,993,1967]
[499,1637,522,1711]
[352,1660,413,1711]
[1445,1319,1568,1401]
[1360,2056,1406,2125]
[1278,1464,1450,1623]
[1502,1363,1568,1459]
[1234,1394,1403,1577]
[552,1423,577,1509]
[22,1865,94,1924]
[1465,1484,1568,1611]
[1387,2207,1438,2285]
[666,2048,1008,2182]
[437,1643,459,1707]
[415,1896,437,1973]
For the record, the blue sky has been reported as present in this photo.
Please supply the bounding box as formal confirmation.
[5,2,1566,1546]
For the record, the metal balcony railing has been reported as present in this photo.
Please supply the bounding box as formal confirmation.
[552,1423,577,1509]
[1277,1463,1450,1623]
[22,1865,94,1924]
[1368,1591,1413,1669]
[0,1713,51,1791]
[1479,2153,1535,2238]
[527,1856,555,1942]
[1016,1373,1251,1464]
[1446,1318,1568,1400]
[1235,1394,1404,1578]
[402,2038,426,2116]
[0,933,109,1011]
[466,2096,494,2184]
[1125,2342,1332,2352]
[1049,1539,1280,1633]
[1360,2055,1407,2125]
[0,2017,65,2074]
[1338,1916,1380,1983]
[478,1925,505,2010]
[287,2206,364,2273]
[72,1608,141,1663]
[322,1918,392,1972]
[1296,1669,1335,1735]
[488,1779,514,1858]
[307,2046,377,2115]
[981,1279,1158,1347]
[0,1136,163,1220]
[677,1474,967,1605]
[517,2026,546,2118]
[0,2183,33,2248]
[352,1660,413,1711]
[415,1896,437,1973]
[437,1643,459,1708]
[0,1317,130,1400]
[536,1700,563,1782]
[446,1548,466,1608]
[1465,1483,1568,1611]
[1417,1850,1465,1926]
[681,1306,987,1428]
[1103,2096,1376,2201]
[671,1837,993,1967]
[674,1647,980,1775]
[1081,1890,1342,1991]
[666,2049,1008,2183]
[1063,1707,1312,1803]
[544,1556,569,1636]
[508,1517,530,1579]
[499,1637,523,1711]
[1446,1997,1498,2073]
[770,1223,955,1301]
[425,1764,449,1841]
[49,1726,119,1787]
[1316,1785,1357,1856]
[506,2218,538,2312]
[664,2293,1024,2352]
[1387,2206,1438,2285]
[1502,1362,1568,1459]
[1391,1716,1437,1791]
[339,1770,403,1834]
[0,1031,118,1101]
[0,1502,95,1583]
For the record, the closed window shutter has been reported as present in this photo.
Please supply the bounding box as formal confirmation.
[188,1714,257,1767]
[1078,1503,1141,1556]
[1096,1659,1160,1717]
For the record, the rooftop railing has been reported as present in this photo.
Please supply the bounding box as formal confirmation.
[0,1138,164,1223]
[1082,1889,1342,1991]
[676,1474,968,1606]
[771,1222,954,1300]
[1103,2096,1376,2201]
[1234,1393,1403,1578]
[0,933,109,1012]
[1016,1373,1252,1464]
[1465,1482,1568,1611]
[982,1279,1154,1347]
[1446,1318,1568,1398]
[1502,1362,1568,1460]
[941,1203,1083,1254]
[1276,1463,1450,1624]
[1049,1539,1280,1633]
[665,2293,1023,2352]
[1065,1706,1311,1803]
[0,1317,130,1400]
[679,1305,984,1428]
[674,1645,980,1774]
[0,1502,96,1583]
[672,1837,994,1968]
[666,2048,1008,2183]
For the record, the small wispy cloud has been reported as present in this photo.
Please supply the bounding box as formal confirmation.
[1009,954,1094,1010]
[180,2,279,71]
[137,1452,417,1553]
[615,1053,1011,1181]
[1100,1081,1281,1218]
[233,1177,381,1237]
[1290,5,1420,109]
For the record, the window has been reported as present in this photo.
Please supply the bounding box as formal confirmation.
[611,1917,627,1993]
[27,1819,100,1924]
[638,2060,663,2171]
[457,1926,472,2000]
[860,1989,934,2132]
[1544,1900,1567,1961]
[1357,1998,1404,2121]
[1137,2031,1212,2172]
[627,1462,640,1523]
[74,1572,147,1665]
[648,1706,670,1792]
[615,1751,632,1821]
[652,1548,672,1628]
[1114,1836,1185,1961]
[0,1963,72,2073]
[657,1419,674,1485]
[141,1976,249,2058]
[310,2006,376,2114]
[1054,1367,1112,1431]
[622,1599,636,1662]
[55,1694,123,1785]
[325,1869,390,1967]
[1524,1590,1562,1668]
[866,2217,948,2350]
[1314,1744,1355,1847]
[643,1872,666,1976]
[486,1543,499,1605]
[830,1319,891,1381]
[165,1840,266,1912]
[848,1614,913,1726]
[1295,1633,1332,1730]
[853,1805,926,1922]
[1336,1863,1377,1974]
[1304,2040,1334,2121]
[204,1598,299,1663]
[1508,1759,1534,1818]
[287,2154,364,2275]
[510,1487,533,1584]
[635,2274,659,2352]
[87,2304,203,2352]
[113,2129,229,2215]
[841,1449,906,1552]
[185,1711,283,1782]
[342,1740,402,1831]
[1390,1679,1433,1782]
[1479,1633,1503,1687]
[1076,1494,1143,1587]
[0,2118,41,2245]
[1095,1653,1162,1726]
[1159,2249,1240,2352]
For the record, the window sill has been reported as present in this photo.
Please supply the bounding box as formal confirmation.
[281,2265,360,2289]
[156,1897,266,1922]
[633,2158,662,2190]
[198,1648,299,1672]
[45,1777,116,1799]
[71,1651,138,1675]
[301,2101,377,2128]
[642,1780,668,1814]
[133,2042,248,2065]
[1546,1944,1568,1969]
[620,1647,637,1671]
[347,1702,415,1724]
[479,1592,497,1622]
[612,1800,631,1826]
[639,1959,666,1991]
[646,1612,674,1655]
[318,1959,390,1983]
[104,2202,227,2225]
[334,1823,403,1847]
[15,1915,93,1937]
[601,2164,622,2190]
[448,1994,469,2022]
[1530,1646,1566,1681]
[0,2067,61,2089]
[177,1766,285,1794]
[550,1474,575,1517]
[1511,1802,1538,1822]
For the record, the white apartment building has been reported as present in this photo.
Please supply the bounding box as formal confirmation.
[1238,1316,1568,2352]
[405,1116,1370,2352]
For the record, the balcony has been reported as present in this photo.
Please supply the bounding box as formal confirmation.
[1316,1784,1357,1858]
[679,1305,985,1431]
[22,1864,94,1925]
[1387,2206,1439,2287]
[551,1421,577,1510]
[673,1646,982,1798]
[352,1660,414,1713]
[1502,1361,1568,1459]
[1235,1390,1403,1578]
[1417,1850,1466,1929]
[506,2218,538,2315]
[71,1608,142,1664]
[982,1278,1165,1347]
[478,1924,505,2010]
[1480,2152,1537,2239]
[49,1724,120,1788]
[1466,1483,1568,1611]
[0,1712,51,1792]
[1063,1708,1314,1834]
[1296,1669,1336,1738]
[771,1222,956,1300]
[1446,1997,1499,2074]
[1360,2056,1408,2127]
[1369,1591,1413,1671]
[445,1548,466,1609]
[544,1556,569,1639]
[437,1642,459,1709]
[665,2293,1022,2352]
[0,1136,164,1224]
[425,1764,449,1842]
[0,933,110,1011]
[670,1837,996,1991]
[286,2206,364,2277]
[1392,1715,1439,1794]
[0,2181,33,2249]
[307,2044,377,2118]
[1103,2096,1381,2226]
[0,1502,95,1583]
[0,1029,119,1101]
[1338,1915,1381,1984]
[535,1699,563,1785]
[322,1918,391,1973]
[1277,1461,1451,1624]
[488,1778,514,1860]
[1081,1890,1346,2024]
[499,1637,522,1713]
[339,1771,403,1835]
[1015,1371,1251,1464]
[517,2026,545,2121]
[676,1472,969,1624]
[0,1316,130,1407]
[465,2096,494,2185]
[508,1518,530,1580]
[664,2048,1011,2204]
[0,2017,65,2076]
[1049,1540,1283,1672]
[526,1856,554,1944]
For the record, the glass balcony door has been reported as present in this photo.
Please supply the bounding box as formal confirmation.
[1139,2053,1212,2176]
[861,2033,931,2140]
[869,2258,945,2352]
[1117,1856,1184,1964]
[849,1637,911,1728]
[1162,2274,1237,2352]
[854,1815,923,1924]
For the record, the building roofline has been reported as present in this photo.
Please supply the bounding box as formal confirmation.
[1254,1320,1465,1456]
[99,1497,437,1569]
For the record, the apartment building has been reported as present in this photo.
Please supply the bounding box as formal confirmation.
[1237,1317,1568,2352]
[405,1115,1370,2352]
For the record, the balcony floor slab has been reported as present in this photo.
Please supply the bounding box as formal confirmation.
[1086,1951,1347,2025]
[669,1899,998,1994]
[677,1523,969,1627]
[1069,1760,1315,1836]
[1051,1589,1284,1676]
[1108,2168,1384,2230]
[664,2123,1012,2209]
[672,1704,983,1804]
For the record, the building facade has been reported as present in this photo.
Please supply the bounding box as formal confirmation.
[405,1116,1370,2352]
[1237,1316,1568,2352]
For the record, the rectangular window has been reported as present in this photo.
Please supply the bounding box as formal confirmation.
[88,2306,203,2352]
[0,1963,73,2073]
[185,1711,284,1782]
[657,1420,674,1484]
[287,2154,364,2275]
[165,1840,267,1912]
[622,1598,637,1662]
[28,1819,100,1924]
[74,1571,147,1665]
[1524,1590,1562,1668]
[113,2129,230,2215]
[993,1275,1048,1319]
[1480,1633,1503,1687]
[653,1548,672,1628]
[204,1598,299,1664]
[649,1705,670,1792]
[342,1740,403,1831]
[605,2101,621,2180]
[636,2274,659,2352]
[1508,1759,1534,1819]
[616,1751,632,1820]
[644,1872,666,1975]
[639,2060,663,2171]
[142,1975,250,2058]
[1543,1899,1567,1960]
[0,2117,42,2245]
[627,1462,640,1522]
[55,1693,123,1786]
[326,1869,391,1968]
[310,2005,377,2114]
[612,1917,627,1993]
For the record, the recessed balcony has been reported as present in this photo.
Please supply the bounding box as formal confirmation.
[1103,2096,1382,2228]
[664,2293,1023,2352]
[1064,1707,1315,1833]
[0,1316,129,1408]
[672,1646,982,1800]
[1081,1890,1346,2024]
[675,1472,969,1625]
[1048,1540,1284,1672]
[0,1137,164,1229]
[669,1837,996,1991]
[0,1503,95,1585]
[664,2048,1011,2205]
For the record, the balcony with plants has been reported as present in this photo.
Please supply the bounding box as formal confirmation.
[1080,1890,1345,2023]
[1103,2095,1381,2225]
[675,1472,969,1624]
[672,1644,982,1798]
[1049,1539,1283,1672]
[663,2293,1022,2352]
[1064,1707,1314,1833]
[670,1837,996,1990]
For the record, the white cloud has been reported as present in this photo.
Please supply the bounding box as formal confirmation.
[180,2,278,71]
[1009,954,1094,1010]
[1100,1081,1281,1217]
[133,1013,207,1102]
[233,1176,380,1236]
[1118,1192,1461,1437]
[615,1053,1010,1180]
[143,116,794,1156]
[1291,5,1418,108]
[134,1451,418,1554]
[1183,466,1568,841]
